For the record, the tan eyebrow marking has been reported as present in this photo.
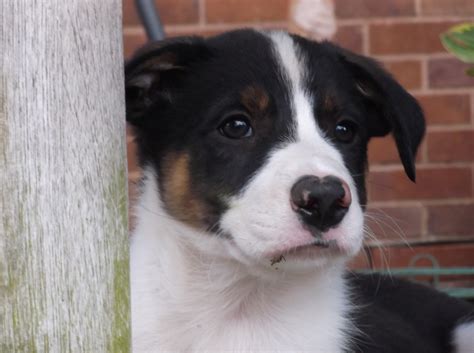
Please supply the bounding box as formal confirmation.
[240,85,270,114]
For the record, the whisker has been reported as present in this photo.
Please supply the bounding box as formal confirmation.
[362,225,392,278]
[367,209,412,249]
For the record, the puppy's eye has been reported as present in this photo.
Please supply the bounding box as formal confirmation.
[219,114,253,139]
[334,120,357,143]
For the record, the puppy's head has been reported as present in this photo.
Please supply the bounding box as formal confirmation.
[126,30,424,272]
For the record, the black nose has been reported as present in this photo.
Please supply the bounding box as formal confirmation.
[290,175,352,231]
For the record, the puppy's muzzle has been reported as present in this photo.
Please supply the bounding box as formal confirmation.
[290,175,351,232]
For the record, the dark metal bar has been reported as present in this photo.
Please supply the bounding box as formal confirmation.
[134,0,165,41]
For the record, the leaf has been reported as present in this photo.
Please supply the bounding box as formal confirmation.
[441,34,474,62]
[440,23,474,63]
[466,66,474,77]
[449,23,474,33]
[455,31,474,47]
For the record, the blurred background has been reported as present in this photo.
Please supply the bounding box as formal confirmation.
[124,0,474,291]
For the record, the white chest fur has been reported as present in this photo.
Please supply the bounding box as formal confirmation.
[130,178,352,353]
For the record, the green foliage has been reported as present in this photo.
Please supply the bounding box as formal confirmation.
[440,23,474,76]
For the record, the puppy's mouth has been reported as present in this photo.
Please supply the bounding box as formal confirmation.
[270,238,338,265]
[310,238,335,248]
[292,238,338,251]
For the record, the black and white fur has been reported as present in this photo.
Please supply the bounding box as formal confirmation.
[126,30,474,352]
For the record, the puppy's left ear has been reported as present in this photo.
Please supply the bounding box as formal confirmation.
[337,47,425,182]
[125,37,209,126]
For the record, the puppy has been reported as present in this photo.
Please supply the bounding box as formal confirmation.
[126,30,474,352]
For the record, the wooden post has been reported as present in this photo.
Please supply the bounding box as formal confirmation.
[0,1,130,352]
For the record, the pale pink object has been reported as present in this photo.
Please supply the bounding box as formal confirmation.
[290,0,336,40]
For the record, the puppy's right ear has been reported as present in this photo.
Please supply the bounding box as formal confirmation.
[125,37,208,126]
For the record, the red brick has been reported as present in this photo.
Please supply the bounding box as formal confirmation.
[427,130,474,162]
[123,0,139,26]
[333,25,363,54]
[335,0,415,18]
[415,94,471,125]
[365,205,424,240]
[421,0,474,16]
[383,60,422,90]
[367,243,474,269]
[348,250,373,269]
[148,0,199,25]
[368,167,472,201]
[123,32,147,58]
[368,136,423,165]
[368,136,400,164]
[123,0,140,26]
[205,0,288,23]
[123,0,199,26]
[428,58,474,89]
[428,203,474,236]
[369,21,457,55]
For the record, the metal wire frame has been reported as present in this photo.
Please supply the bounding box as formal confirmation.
[134,0,165,41]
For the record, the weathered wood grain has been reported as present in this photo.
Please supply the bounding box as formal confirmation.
[0,1,130,352]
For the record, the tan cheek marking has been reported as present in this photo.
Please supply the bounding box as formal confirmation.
[161,152,208,228]
[240,85,270,114]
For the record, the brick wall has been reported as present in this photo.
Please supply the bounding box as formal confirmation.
[124,0,474,256]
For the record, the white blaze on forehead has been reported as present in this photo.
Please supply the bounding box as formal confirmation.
[267,31,323,143]
[268,31,302,88]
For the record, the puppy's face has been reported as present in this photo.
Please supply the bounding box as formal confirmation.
[126,30,424,271]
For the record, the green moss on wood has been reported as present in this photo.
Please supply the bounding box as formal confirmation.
[109,259,131,353]
[104,163,131,353]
